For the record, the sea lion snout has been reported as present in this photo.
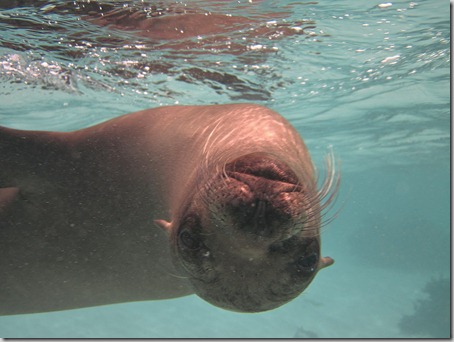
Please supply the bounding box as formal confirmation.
[219,153,308,240]
[223,171,305,239]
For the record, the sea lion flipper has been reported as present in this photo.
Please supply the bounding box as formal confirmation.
[154,219,172,232]
[319,256,335,269]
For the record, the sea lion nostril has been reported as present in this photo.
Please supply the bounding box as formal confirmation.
[255,199,266,219]
[251,199,267,233]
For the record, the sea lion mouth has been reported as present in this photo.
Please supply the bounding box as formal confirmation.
[224,152,300,185]
[226,171,301,194]
[215,153,306,240]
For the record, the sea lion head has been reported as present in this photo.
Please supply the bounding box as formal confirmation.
[160,152,338,312]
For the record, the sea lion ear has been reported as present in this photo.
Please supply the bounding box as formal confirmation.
[154,219,173,233]
[319,256,335,270]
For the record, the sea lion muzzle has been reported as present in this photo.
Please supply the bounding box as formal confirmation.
[162,138,337,313]
[169,151,334,312]
[218,153,310,240]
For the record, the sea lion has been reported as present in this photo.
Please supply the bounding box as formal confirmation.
[0,104,338,315]
[81,2,313,52]
[89,9,253,40]
[86,7,314,51]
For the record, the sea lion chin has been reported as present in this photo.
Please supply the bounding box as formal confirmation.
[162,152,336,312]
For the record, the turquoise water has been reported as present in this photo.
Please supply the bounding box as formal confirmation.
[0,0,450,338]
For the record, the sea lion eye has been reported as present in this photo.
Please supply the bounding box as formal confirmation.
[179,229,201,250]
[268,236,298,254]
[296,252,319,273]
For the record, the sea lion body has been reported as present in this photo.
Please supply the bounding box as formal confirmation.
[90,11,253,40]
[0,104,335,315]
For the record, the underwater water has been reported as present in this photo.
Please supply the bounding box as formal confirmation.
[0,0,450,338]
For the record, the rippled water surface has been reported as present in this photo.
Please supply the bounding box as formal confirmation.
[0,0,450,338]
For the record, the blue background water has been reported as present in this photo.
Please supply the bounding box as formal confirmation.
[0,0,450,338]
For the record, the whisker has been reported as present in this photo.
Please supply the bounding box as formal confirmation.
[166,271,190,280]
[299,147,341,235]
